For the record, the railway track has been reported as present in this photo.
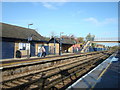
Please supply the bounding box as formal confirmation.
[2,51,111,81]
[1,51,111,67]
[0,51,114,90]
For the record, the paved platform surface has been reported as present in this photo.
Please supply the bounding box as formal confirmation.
[1,53,77,68]
[67,50,120,90]
[0,53,73,62]
[93,58,120,89]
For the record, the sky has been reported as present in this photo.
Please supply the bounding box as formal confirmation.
[1,1,119,46]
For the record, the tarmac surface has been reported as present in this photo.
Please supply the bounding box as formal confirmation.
[67,50,120,89]
[93,55,120,89]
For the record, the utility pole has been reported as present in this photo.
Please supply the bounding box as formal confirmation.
[59,32,64,55]
[54,37,56,55]
[27,23,33,59]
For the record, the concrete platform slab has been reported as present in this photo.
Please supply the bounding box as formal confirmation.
[93,60,120,89]
[67,52,120,89]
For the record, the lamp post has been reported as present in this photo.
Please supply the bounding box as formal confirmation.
[54,37,56,55]
[28,23,33,28]
[59,32,64,55]
[27,24,33,58]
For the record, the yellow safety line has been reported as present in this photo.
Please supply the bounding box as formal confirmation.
[1,57,63,67]
[1,52,105,67]
[97,63,111,80]
[91,62,111,89]
[1,54,82,67]
[2,58,46,66]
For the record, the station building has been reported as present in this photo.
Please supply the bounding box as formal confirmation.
[0,23,48,59]
[68,43,83,53]
[48,38,76,54]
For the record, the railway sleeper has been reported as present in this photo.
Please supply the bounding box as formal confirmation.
[1,57,96,87]
[2,52,104,79]
[1,53,102,89]
[42,56,110,89]
[1,51,112,89]
[41,61,97,88]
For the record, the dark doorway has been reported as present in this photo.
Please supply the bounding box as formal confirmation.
[2,41,14,59]
[30,42,35,56]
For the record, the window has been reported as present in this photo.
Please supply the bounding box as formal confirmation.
[19,43,30,50]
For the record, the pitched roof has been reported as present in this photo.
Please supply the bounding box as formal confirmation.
[61,38,76,45]
[0,22,46,42]
[49,38,76,45]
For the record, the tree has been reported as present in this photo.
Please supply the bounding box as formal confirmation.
[91,43,96,48]
[61,34,76,40]
[69,34,75,40]
[61,35,69,39]
[110,45,120,50]
[76,37,84,43]
[85,33,95,41]
[44,37,50,41]
[50,31,57,38]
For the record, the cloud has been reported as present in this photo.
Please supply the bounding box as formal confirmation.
[84,17,99,25]
[42,2,56,9]
[84,17,117,26]
[41,2,66,9]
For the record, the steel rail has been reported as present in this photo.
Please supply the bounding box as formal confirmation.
[1,52,111,90]
[1,51,114,90]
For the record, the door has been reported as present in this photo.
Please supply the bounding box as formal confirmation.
[30,42,35,56]
[2,41,14,59]
[44,46,49,55]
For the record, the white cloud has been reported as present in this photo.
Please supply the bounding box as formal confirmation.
[84,17,117,26]
[41,2,66,9]
[42,2,56,9]
[84,17,99,25]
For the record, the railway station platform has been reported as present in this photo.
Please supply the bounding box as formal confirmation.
[93,58,120,89]
[0,53,73,62]
[67,51,120,89]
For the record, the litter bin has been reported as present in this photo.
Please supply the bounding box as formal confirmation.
[16,50,21,58]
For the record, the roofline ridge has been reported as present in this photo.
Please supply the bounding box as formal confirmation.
[1,22,35,31]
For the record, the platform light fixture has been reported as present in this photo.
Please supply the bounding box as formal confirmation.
[59,32,64,55]
[27,23,33,59]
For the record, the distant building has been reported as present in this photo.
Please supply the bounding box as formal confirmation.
[95,44,105,48]
[93,44,106,51]
[0,22,48,59]
[68,43,83,53]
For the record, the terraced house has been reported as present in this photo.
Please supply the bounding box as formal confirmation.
[0,23,48,59]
